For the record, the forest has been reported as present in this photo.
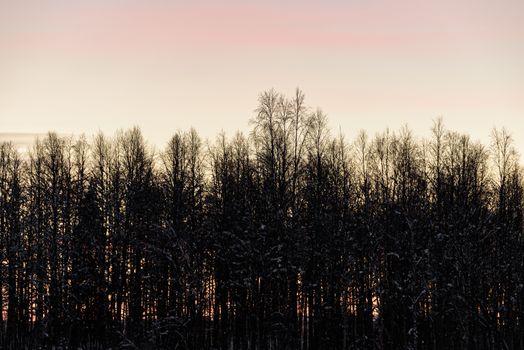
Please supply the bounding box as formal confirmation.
[0,89,523,350]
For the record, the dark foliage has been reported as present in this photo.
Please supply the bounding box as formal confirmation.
[0,90,523,349]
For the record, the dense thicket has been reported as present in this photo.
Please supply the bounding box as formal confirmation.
[1,90,523,350]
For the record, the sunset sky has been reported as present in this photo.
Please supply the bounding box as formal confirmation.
[1,0,523,152]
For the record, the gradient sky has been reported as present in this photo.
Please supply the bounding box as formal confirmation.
[1,0,524,152]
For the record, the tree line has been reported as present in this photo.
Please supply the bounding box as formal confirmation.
[0,89,523,349]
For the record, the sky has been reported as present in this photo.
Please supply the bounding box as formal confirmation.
[1,0,523,153]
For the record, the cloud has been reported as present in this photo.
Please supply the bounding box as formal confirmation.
[0,133,44,153]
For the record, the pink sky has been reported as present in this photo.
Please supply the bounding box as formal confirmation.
[1,0,523,151]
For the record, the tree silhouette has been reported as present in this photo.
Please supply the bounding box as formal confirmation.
[0,90,523,350]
